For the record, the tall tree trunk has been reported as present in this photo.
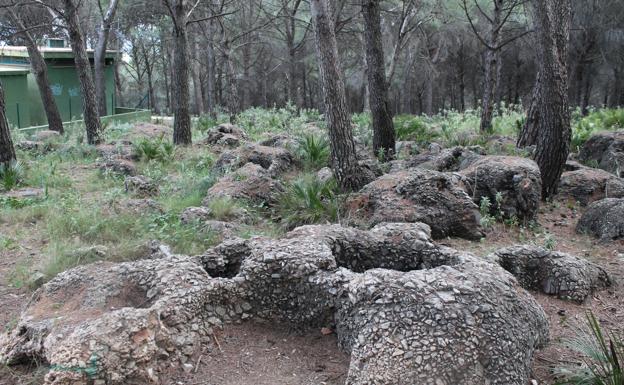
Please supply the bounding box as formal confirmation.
[191,38,204,116]
[94,0,120,117]
[204,21,217,117]
[169,0,192,145]
[480,1,503,133]
[9,10,64,134]
[0,84,16,166]
[520,0,572,199]
[223,40,240,122]
[310,0,369,191]
[361,0,395,159]
[63,0,102,145]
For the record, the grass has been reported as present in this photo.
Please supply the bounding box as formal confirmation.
[2,106,624,287]
[556,312,624,385]
[0,161,24,191]
[133,135,175,162]
[298,134,330,170]
[275,174,340,230]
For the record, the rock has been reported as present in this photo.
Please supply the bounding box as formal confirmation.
[124,175,159,198]
[214,144,294,176]
[116,199,164,216]
[99,158,137,176]
[459,156,542,220]
[1,223,547,385]
[4,188,44,200]
[317,167,333,183]
[559,167,624,205]
[578,131,624,176]
[129,122,172,139]
[576,198,624,240]
[204,163,284,206]
[489,245,611,303]
[34,130,60,142]
[258,134,299,150]
[27,272,46,288]
[202,123,247,147]
[16,141,55,154]
[402,146,483,172]
[96,143,134,161]
[204,220,237,238]
[179,207,212,224]
[67,246,109,264]
[346,168,484,240]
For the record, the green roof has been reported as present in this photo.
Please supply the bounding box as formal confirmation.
[0,65,29,76]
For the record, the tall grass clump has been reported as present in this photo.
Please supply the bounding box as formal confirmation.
[133,135,175,162]
[0,161,24,191]
[298,134,330,169]
[556,311,624,385]
[276,175,339,230]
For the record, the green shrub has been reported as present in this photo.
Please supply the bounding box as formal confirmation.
[195,116,218,134]
[276,175,339,230]
[555,312,624,385]
[394,115,437,143]
[298,134,330,169]
[0,161,24,191]
[133,135,175,162]
[206,197,247,221]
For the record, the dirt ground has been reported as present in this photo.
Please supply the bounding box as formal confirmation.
[1,200,623,385]
[165,323,350,385]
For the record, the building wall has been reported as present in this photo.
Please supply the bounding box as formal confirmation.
[0,73,31,128]
[28,63,115,126]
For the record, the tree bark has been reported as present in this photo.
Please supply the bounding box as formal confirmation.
[167,0,192,145]
[479,0,503,133]
[520,0,572,199]
[94,0,120,117]
[9,9,64,134]
[0,83,16,166]
[191,38,204,116]
[63,0,102,145]
[310,0,368,191]
[361,0,395,159]
[223,39,240,122]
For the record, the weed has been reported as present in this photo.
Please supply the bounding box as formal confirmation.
[555,311,624,385]
[276,175,339,230]
[133,135,175,162]
[0,161,24,191]
[298,134,330,170]
[479,196,496,229]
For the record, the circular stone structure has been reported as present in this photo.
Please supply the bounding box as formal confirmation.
[1,223,549,385]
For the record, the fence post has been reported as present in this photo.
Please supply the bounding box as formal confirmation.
[16,103,20,128]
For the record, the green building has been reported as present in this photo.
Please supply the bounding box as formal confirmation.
[0,42,117,128]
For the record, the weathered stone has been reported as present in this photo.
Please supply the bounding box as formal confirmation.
[16,141,55,154]
[116,199,164,216]
[34,130,61,142]
[460,156,542,220]
[214,144,294,176]
[559,167,624,205]
[578,131,624,176]
[202,123,247,147]
[347,168,484,240]
[179,207,212,224]
[576,198,624,240]
[124,175,159,198]
[0,223,548,385]
[99,158,137,176]
[317,167,333,183]
[204,163,284,206]
[489,245,611,303]
[403,146,483,172]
